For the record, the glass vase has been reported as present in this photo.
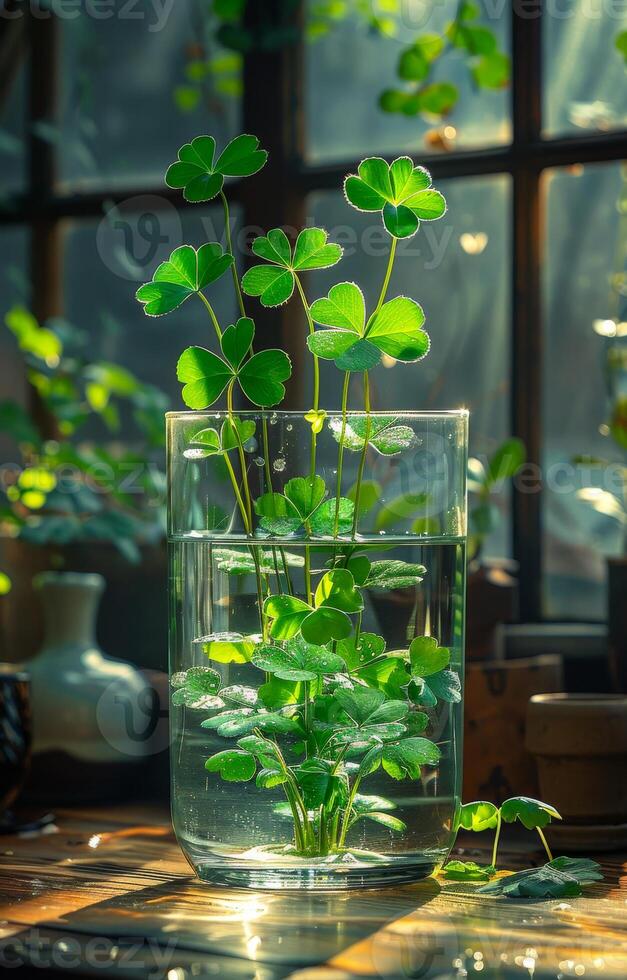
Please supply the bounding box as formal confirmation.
[167,409,468,889]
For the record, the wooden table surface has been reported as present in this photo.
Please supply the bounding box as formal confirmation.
[0,804,625,979]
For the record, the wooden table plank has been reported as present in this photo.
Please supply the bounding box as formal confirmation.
[0,806,625,978]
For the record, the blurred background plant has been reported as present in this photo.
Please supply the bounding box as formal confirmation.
[0,305,168,564]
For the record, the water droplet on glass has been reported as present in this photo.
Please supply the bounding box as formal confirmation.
[286,423,293,431]
[273,457,286,472]
[183,448,207,460]
[254,457,265,467]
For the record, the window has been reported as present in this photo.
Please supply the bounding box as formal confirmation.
[1,1,625,620]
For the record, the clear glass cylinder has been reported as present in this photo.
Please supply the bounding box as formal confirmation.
[167,409,468,890]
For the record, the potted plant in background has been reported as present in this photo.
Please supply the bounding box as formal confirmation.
[137,133,468,888]
[0,307,168,800]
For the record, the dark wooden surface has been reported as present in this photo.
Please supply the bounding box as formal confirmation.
[0,804,625,978]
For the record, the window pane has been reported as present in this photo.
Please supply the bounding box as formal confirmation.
[0,53,27,195]
[59,3,241,187]
[544,2,627,135]
[63,204,239,404]
[543,161,625,619]
[306,0,511,163]
[307,174,512,556]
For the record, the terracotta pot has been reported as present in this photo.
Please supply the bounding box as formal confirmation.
[526,693,627,824]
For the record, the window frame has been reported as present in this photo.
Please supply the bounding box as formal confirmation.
[1,2,626,620]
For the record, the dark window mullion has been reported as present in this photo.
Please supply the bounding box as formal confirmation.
[511,0,543,621]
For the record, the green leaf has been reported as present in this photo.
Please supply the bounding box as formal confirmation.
[472,52,510,89]
[136,244,233,315]
[339,631,386,671]
[205,749,256,782]
[186,417,255,459]
[457,801,499,832]
[441,861,496,882]
[292,228,343,270]
[344,156,446,239]
[252,636,345,681]
[213,549,304,574]
[366,296,429,361]
[329,415,416,456]
[241,265,295,306]
[295,758,339,809]
[427,668,462,703]
[359,810,407,832]
[258,677,303,708]
[254,492,302,535]
[500,797,562,830]
[347,479,381,518]
[300,606,352,644]
[417,81,459,115]
[284,475,327,519]
[214,133,268,176]
[315,568,363,613]
[264,594,311,640]
[374,492,430,531]
[238,733,280,769]
[166,134,266,202]
[310,282,365,333]
[479,858,602,899]
[201,632,257,663]
[0,401,41,446]
[238,348,291,406]
[0,572,11,596]
[365,560,426,590]
[398,34,443,81]
[335,685,408,728]
[616,29,627,62]
[363,736,441,780]
[486,437,526,487]
[307,332,381,372]
[221,317,255,368]
[409,635,450,677]
[220,416,256,451]
[176,347,233,409]
[171,666,223,708]
[309,497,355,535]
[243,227,342,307]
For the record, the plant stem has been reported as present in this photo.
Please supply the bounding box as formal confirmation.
[350,371,371,538]
[372,236,397,318]
[491,811,502,868]
[333,372,351,537]
[197,292,222,342]
[220,190,246,320]
[536,827,554,862]
[295,276,320,413]
[338,773,363,849]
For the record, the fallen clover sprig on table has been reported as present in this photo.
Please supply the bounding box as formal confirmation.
[440,797,603,898]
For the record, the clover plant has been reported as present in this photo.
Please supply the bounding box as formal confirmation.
[136,131,461,861]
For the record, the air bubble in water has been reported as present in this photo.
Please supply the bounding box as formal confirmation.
[286,423,293,431]
[273,457,286,472]
[254,457,265,467]
[183,448,207,460]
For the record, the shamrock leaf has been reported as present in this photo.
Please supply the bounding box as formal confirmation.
[344,156,446,239]
[242,227,343,307]
[205,749,256,782]
[263,570,360,644]
[479,857,602,899]
[252,636,345,681]
[166,134,267,203]
[334,686,408,747]
[441,861,496,882]
[305,408,327,434]
[136,244,233,316]
[409,635,450,677]
[221,317,254,369]
[411,668,461,707]
[171,666,222,708]
[185,417,256,459]
[254,476,328,535]
[349,794,407,832]
[456,800,499,832]
[176,342,291,409]
[213,549,304,575]
[500,797,562,830]
[365,560,426,590]
[361,736,441,780]
[329,415,416,455]
[309,497,354,535]
[200,631,258,663]
[201,708,300,738]
[309,289,429,371]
